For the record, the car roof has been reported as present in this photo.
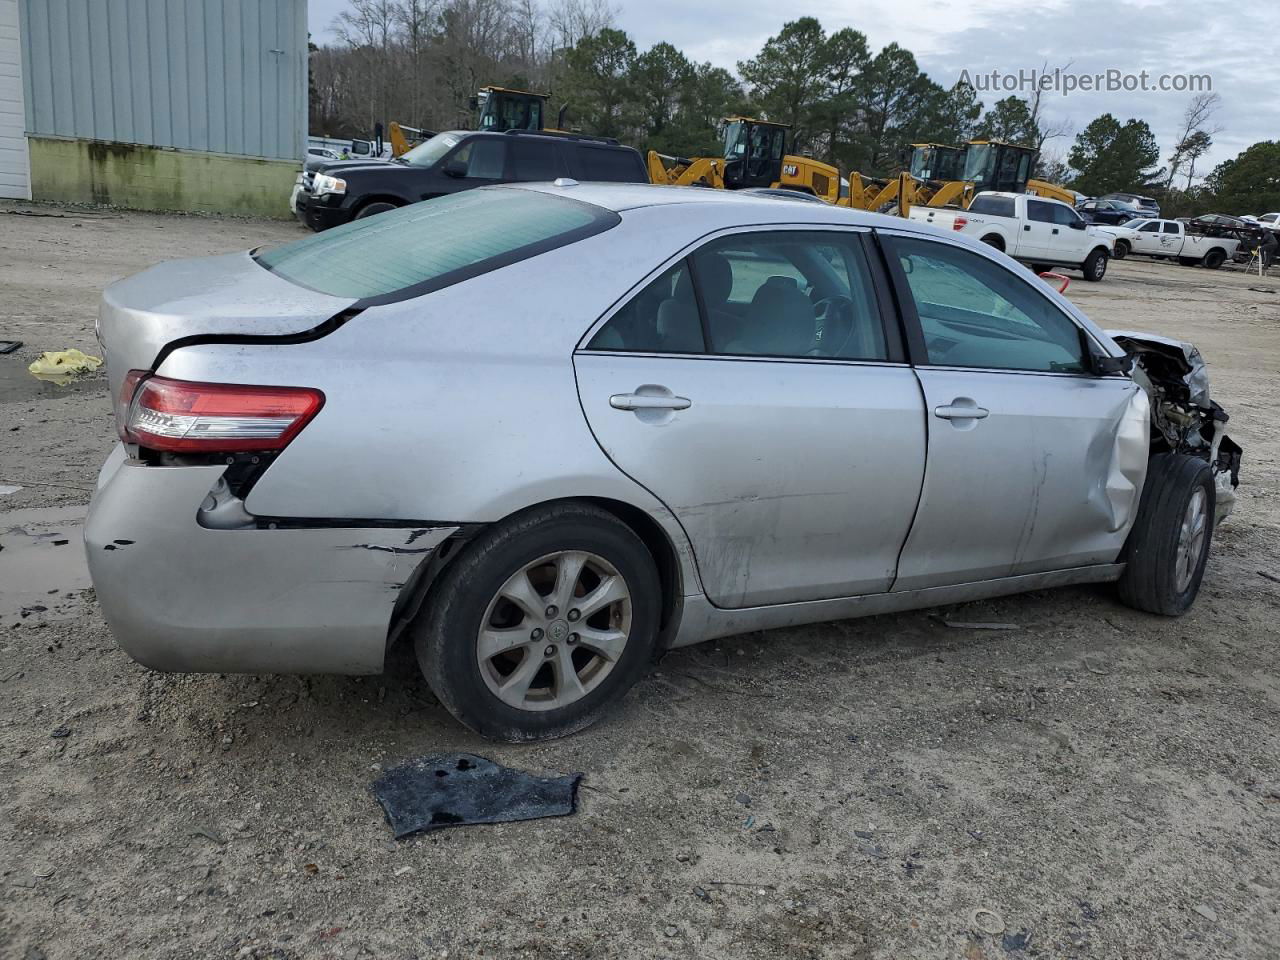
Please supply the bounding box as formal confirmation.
[508,181,892,224]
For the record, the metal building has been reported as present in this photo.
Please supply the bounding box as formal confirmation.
[10,0,306,216]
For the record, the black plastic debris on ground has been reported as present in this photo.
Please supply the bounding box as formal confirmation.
[372,753,582,839]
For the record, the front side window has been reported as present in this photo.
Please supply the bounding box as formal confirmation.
[1137,222,1159,233]
[1051,204,1082,226]
[692,232,885,360]
[586,262,703,354]
[887,235,1087,374]
[256,188,616,303]
[450,138,507,179]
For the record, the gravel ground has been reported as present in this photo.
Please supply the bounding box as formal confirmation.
[1,202,1278,960]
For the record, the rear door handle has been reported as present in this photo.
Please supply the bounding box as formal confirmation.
[934,402,989,420]
[610,393,691,411]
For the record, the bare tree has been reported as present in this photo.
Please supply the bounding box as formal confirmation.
[546,0,614,51]
[1165,92,1222,192]
[1026,60,1073,151]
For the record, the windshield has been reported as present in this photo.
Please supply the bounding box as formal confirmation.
[722,121,748,159]
[962,144,994,185]
[1120,218,1146,229]
[401,133,461,168]
[255,189,618,303]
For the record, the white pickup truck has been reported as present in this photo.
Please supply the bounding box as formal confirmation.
[910,191,1115,281]
[1095,218,1239,269]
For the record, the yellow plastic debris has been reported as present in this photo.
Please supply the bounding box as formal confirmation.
[27,349,104,385]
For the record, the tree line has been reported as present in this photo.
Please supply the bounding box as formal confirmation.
[311,3,1279,215]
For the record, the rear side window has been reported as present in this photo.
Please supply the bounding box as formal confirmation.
[1162,222,1180,234]
[571,146,644,182]
[968,195,1015,218]
[255,189,618,303]
[587,261,703,354]
[1026,200,1055,223]
[512,140,564,180]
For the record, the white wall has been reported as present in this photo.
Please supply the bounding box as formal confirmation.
[0,0,28,199]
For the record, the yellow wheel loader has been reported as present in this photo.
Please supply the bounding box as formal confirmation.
[648,118,844,202]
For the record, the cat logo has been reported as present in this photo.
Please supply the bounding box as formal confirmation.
[782,164,798,176]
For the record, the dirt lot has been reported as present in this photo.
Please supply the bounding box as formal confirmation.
[1,202,1278,960]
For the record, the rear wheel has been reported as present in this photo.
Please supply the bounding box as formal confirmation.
[1117,453,1215,616]
[354,201,398,220]
[1113,240,1129,259]
[414,503,661,741]
[1082,247,1108,281]
[1203,248,1226,269]
[1030,263,1053,275]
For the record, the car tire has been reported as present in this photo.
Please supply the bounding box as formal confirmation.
[354,201,398,220]
[1203,249,1226,269]
[1116,453,1216,616]
[414,503,662,741]
[1082,247,1108,281]
[1030,263,1053,275]
[1178,256,1197,266]
[980,234,1005,251]
[1113,240,1129,259]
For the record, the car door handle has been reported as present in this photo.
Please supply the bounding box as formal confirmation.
[610,393,691,411]
[934,402,989,420]
[1052,228,1060,234]
[1024,224,1031,231]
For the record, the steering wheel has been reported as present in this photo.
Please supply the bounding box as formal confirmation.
[811,295,856,356]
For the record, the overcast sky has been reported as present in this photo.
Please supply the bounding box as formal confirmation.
[308,0,1280,176]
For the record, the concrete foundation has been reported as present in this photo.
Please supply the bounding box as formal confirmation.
[27,137,297,219]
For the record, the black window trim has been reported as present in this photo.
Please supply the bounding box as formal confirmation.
[874,228,1116,378]
[577,224,906,365]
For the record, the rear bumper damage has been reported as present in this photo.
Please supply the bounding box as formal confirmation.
[85,445,457,674]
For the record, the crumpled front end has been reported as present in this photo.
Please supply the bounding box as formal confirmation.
[1108,330,1242,525]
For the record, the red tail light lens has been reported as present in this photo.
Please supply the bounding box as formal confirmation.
[123,375,324,453]
[952,217,968,231]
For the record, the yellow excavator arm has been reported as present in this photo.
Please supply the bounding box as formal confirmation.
[647,150,725,189]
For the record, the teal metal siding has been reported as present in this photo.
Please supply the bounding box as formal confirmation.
[19,0,304,160]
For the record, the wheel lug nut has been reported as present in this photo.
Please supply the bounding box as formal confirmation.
[531,627,544,640]
[544,645,555,657]
[568,633,578,644]
[545,605,558,618]
[567,609,580,621]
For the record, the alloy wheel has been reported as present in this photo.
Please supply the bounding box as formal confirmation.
[476,551,632,712]
[1175,488,1208,593]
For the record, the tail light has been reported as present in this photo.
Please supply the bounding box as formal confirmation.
[952,217,968,231]
[119,372,324,453]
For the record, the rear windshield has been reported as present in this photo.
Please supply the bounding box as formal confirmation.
[255,188,617,304]
[968,194,1016,218]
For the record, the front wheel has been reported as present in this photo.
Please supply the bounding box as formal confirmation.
[354,201,398,220]
[414,503,661,741]
[1082,247,1109,281]
[1117,453,1216,616]
[1113,240,1129,260]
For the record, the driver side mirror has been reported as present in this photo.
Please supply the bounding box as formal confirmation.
[1078,327,1133,376]
[1067,219,1086,230]
[442,160,467,178]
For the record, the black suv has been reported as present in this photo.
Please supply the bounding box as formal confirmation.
[297,129,648,231]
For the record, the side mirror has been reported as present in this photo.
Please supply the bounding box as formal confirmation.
[1067,219,1086,230]
[442,160,467,178]
[1090,352,1133,375]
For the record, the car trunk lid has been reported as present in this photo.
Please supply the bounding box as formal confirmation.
[97,249,357,402]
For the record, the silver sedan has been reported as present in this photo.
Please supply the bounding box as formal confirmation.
[87,183,1241,740]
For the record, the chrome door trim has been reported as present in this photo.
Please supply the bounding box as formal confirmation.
[670,562,1125,648]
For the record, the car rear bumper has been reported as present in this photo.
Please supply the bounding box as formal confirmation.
[85,445,457,675]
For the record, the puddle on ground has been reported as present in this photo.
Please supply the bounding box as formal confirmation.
[0,361,106,404]
[0,504,92,621]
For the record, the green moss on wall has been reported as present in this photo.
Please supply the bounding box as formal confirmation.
[29,137,298,219]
